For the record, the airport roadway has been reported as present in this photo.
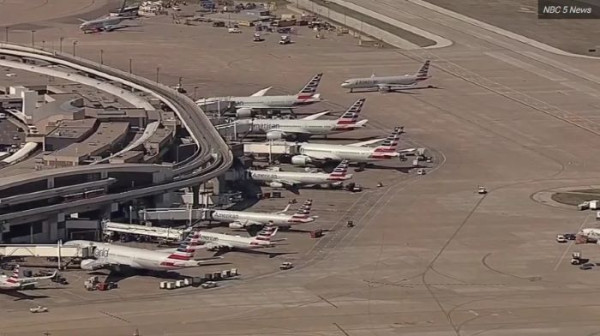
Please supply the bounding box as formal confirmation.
[4,3,600,336]
[0,44,233,222]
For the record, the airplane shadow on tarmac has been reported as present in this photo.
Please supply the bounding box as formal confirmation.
[1,289,52,301]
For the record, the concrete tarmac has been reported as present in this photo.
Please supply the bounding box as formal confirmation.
[2,2,600,336]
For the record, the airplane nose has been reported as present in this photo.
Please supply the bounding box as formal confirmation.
[341,83,349,88]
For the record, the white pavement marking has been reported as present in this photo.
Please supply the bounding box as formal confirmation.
[326,0,453,49]
[554,213,591,271]
[407,0,600,59]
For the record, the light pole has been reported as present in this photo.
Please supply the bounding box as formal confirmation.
[30,30,36,47]
[4,27,8,42]
[59,37,64,52]
[193,86,198,100]
[128,58,132,74]
[155,67,160,83]
[100,49,104,65]
[42,40,45,49]
[72,40,78,56]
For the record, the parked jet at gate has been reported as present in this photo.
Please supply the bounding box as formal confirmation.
[184,227,280,255]
[290,127,418,168]
[249,160,352,189]
[236,98,368,140]
[204,200,316,229]
[65,234,221,272]
[196,73,323,118]
[0,265,57,291]
[341,60,431,92]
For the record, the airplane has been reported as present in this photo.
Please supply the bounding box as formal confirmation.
[341,60,431,92]
[79,16,133,34]
[183,227,282,256]
[289,127,420,170]
[248,160,352,190]
[0,265,58,291]
[64,233,222,272]
[196,73,324,118]
[235,98,368,140]
[204,199,316,229]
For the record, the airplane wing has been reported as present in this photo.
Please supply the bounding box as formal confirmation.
[377,83,417,91]
[267,127,310,137]
[275,179,301,187]
[347,138,386,147]
[237,103,297,110]
[302,111,330,120]
[17,271,58,285]
[251,87,272,97]
[276,203,291,214]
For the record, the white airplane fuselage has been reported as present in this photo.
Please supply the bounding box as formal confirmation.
[207,209,312,226]
[197,95,320,108]
[248,169,351,186]
[197,231,271,250]
[80,17,124,32]
[66,241,197,271]
[341,75,418,90]
[239,119,343,136]
[297,143,399,163]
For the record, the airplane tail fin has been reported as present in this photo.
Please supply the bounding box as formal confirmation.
[167,232,197,261]
[297,73,323,99]
[415,60,430,81]
[7,265,20,284]
[374,127,403,153]
[254,226,278,242]
[119,0,127,12]
[327,160,350,181]
[291,200,314,221]
[335,98,366,127]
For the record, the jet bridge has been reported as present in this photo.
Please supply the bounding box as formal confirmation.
[102,221,190,241]
[139,208,206,222]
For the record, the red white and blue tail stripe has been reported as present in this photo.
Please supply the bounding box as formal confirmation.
[290,199,314,223]
[327,160,349,181]
[336,98,366,127]
[415,60,430,81]
[166,232,197,261]
[371,127,403,159]
[297,73,323,99]
[6,265,20,284]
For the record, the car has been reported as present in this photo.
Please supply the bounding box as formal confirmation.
[556,234,567,243]
[30,306,48,313]
[564,233,576,240]
[417,169,426,175]
[228,27,241,33]
[201,281,218,289]
[253,33,263,42]
[280,262,294,270]
[279,35,291,44]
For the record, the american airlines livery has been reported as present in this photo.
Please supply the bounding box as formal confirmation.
[248,160,352,189]
[183,227,280,255]
[65,233,222,272]
[341,60,431,92]
[236,98,368,140]
[205,200,316,229]
[196,73,323,118]
[0,265,57,291]
[290,127,418,167]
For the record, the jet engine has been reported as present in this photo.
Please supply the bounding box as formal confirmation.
[291,155,312,166]
[236,108,253,118]
[229,222,246,229]
[80,259,99,270]
[266,131,286,140]
[268,181,284,188]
